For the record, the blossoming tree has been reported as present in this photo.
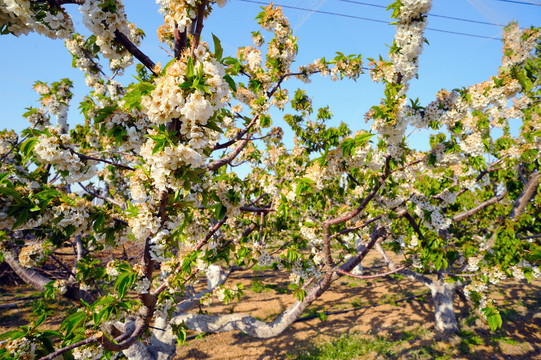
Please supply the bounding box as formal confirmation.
[1,0,540,359]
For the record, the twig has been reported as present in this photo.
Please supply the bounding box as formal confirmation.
[335,264,410,279]
[78,182,125,208]
[69,149,135,171]
[0,134,28,163]
[39,332,102,360]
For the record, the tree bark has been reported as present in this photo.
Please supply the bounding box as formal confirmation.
[429,280,460,334]
[375,243,460,333]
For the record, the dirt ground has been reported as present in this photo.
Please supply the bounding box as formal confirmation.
[1,251,540,360]
[171,271,541,360]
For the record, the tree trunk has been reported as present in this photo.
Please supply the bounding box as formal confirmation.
[429,280,460,334]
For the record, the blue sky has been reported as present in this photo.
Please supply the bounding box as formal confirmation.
[0,0,540,149]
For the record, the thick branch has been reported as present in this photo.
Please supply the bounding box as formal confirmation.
[190,1,207,54]
[172,228,382,338]
[113,30,158,76]
[453,190,507,222]
[174,23,187,58]
[510,171,540,220]
[3,250,50,291]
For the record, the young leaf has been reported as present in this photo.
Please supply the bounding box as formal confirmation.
[212,33,223,61]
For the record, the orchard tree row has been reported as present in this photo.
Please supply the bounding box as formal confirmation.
[0,1,540,359]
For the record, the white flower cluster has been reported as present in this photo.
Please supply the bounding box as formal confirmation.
[79,0,141,70]
[149,230,170,262]
[34,81,72,133]
[0,130,18,165]
[501,23,540,69]
[1,0,73,38]
[4,336,36,360]
[54,279,68,295]
[66,34,98,74]
[368,59,395,83]
[412,195,451,231]
[510,260,541,280]
[25,108,50,131]
[290,259,321,282]
[213,283,239,303]
[106,260,119,278]
[438,190,457,205]
[72,344,104,360]
[100,109,149,153]
[18,243,47,268]
[215,181,246,217]
[34,132,98,184]
[372,98,410,147]
[390,0,432,92]
[467,256,482,272]
[143,46,228,126]
[128,203,161,241]
[257,251,276,267]
[133,264,151,294]
[54,196,93,237]
[257,5,297,75]
[141,46,229,192]
[156,0,227,41]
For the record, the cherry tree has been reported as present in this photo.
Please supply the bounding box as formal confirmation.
[0,0,540,359]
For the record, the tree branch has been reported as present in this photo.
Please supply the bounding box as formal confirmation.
[453,190,507,222]
[212,115,259,150]
[113,30,158,76]
[69,149,135,171]
[205,116,259,171]
[510,171,540,220]
[335,264,410,279]
[78,182,125,208]
[190,1,207,54]
[172,227,383,338]
[374,242,433,287]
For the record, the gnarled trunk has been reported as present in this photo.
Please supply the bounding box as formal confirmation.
[429,280,460,334]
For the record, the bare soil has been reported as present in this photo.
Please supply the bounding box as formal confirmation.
[1,251,540,360]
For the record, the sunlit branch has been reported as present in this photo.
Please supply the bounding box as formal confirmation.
[335,264,410,279]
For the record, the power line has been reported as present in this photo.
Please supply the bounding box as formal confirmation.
[338,0,505,27]
[237,0,503,40]
[494,0,541,6]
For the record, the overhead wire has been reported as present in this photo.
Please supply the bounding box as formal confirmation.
[494,0,541,6]
[338,0,506,27]
[237,0,503,40]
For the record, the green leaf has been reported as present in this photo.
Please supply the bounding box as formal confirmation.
[161,57,177,76]
[115,272,136,299]
[93,213,105,231]
[486,311,502,331]
[215,203,227,220]
[20,137,38,164]
[0,330,25,341]
[186,56,194,81]
[13,209,29,229]
[224,74,237,93]
[259,114,271,128]
[60,311,87,338]
[212,33,223,61]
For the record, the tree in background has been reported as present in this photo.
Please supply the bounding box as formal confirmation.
[0,1,540,359]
